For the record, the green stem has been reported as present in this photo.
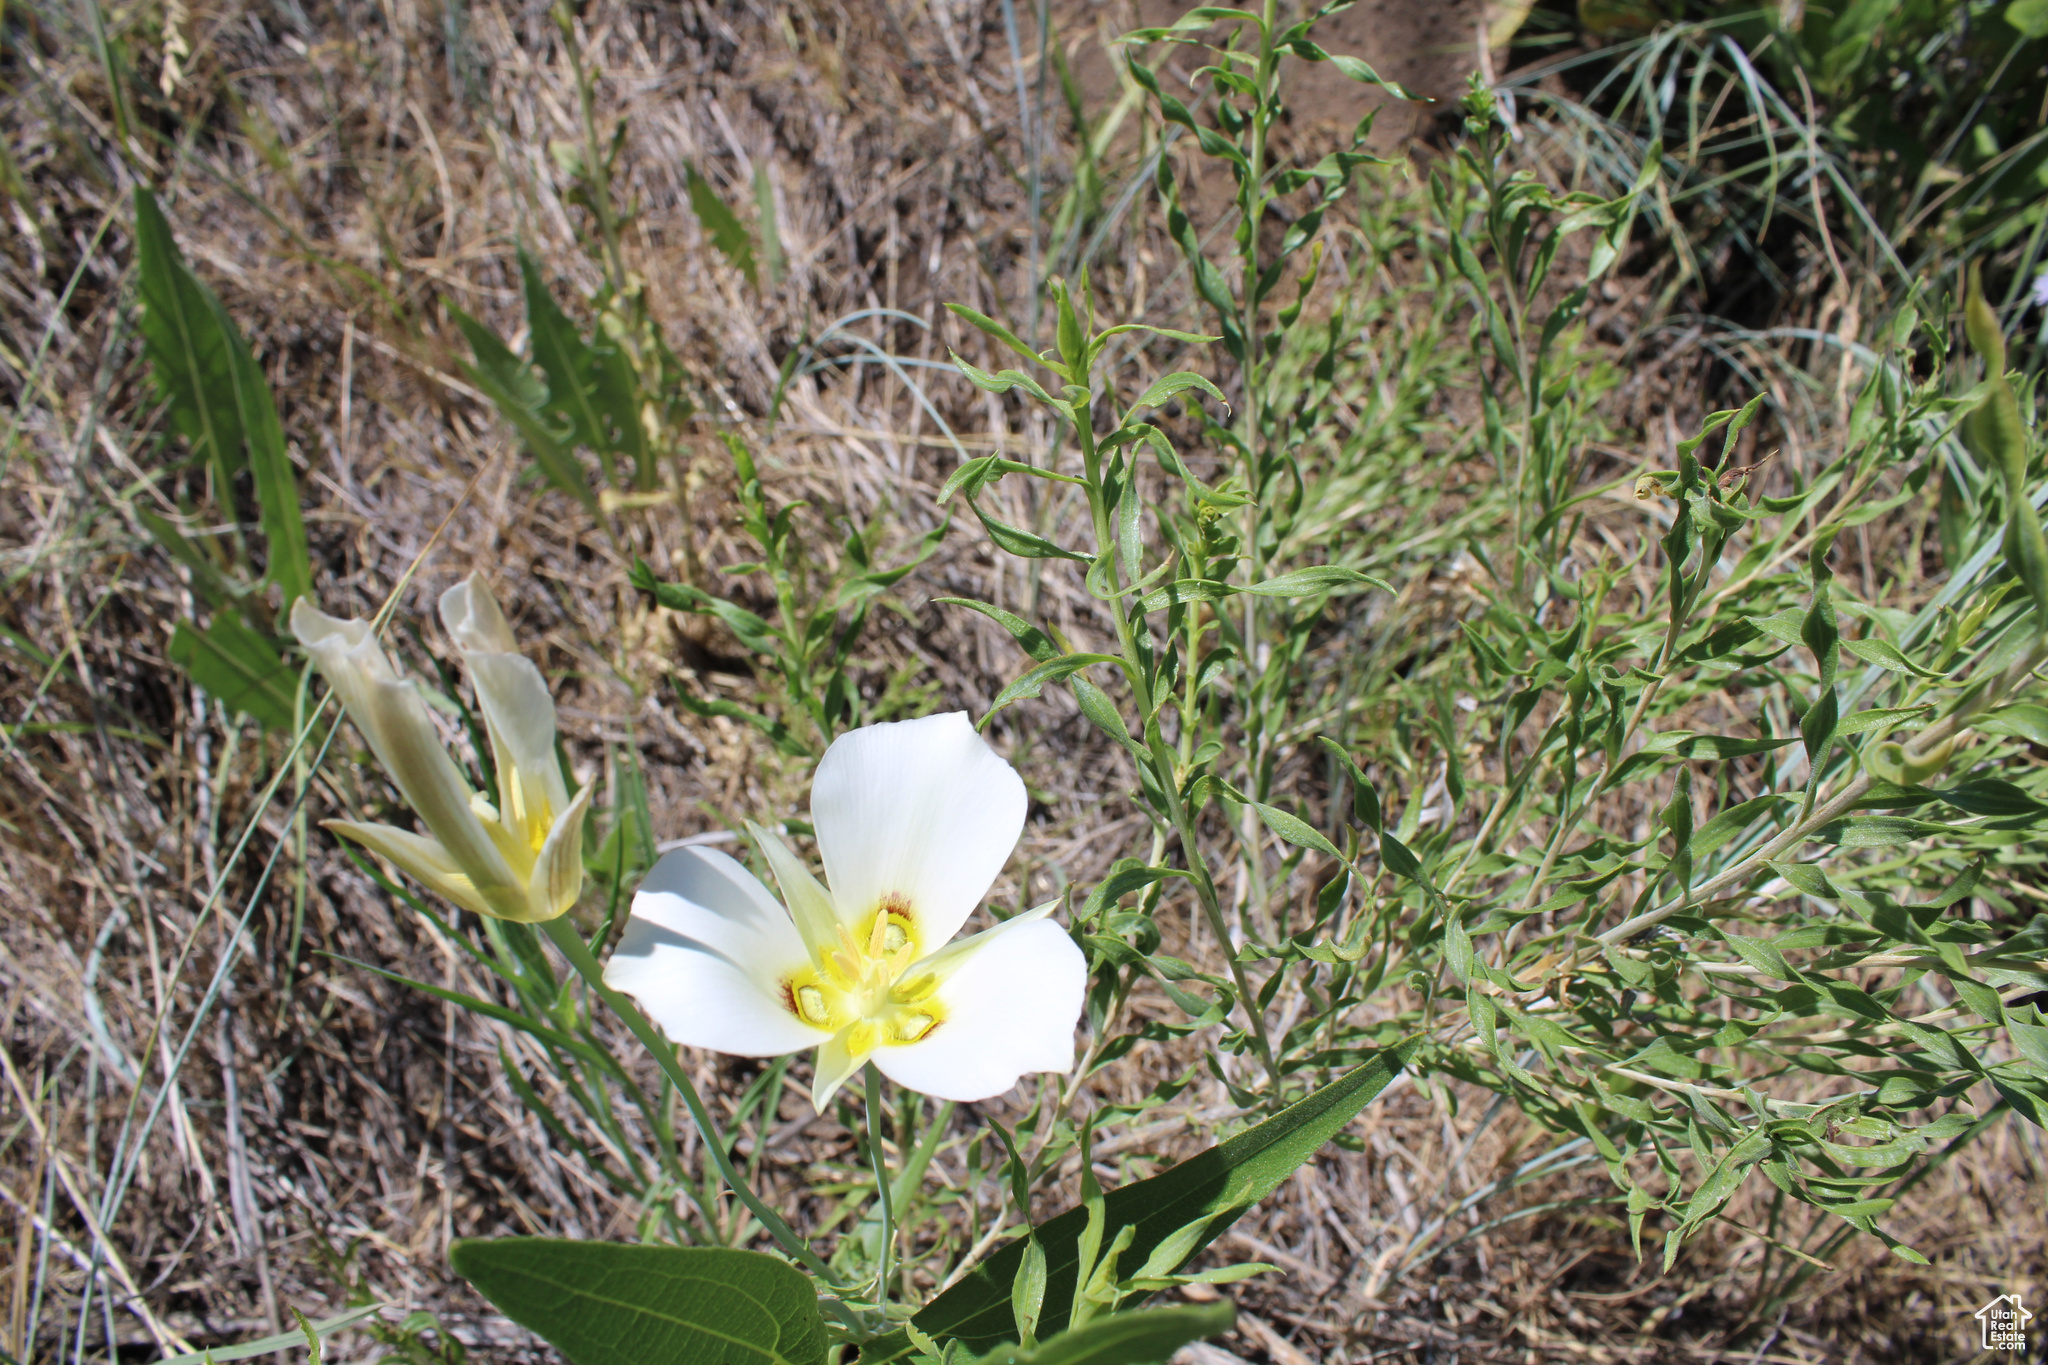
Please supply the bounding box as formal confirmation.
[1074,403,1283,1092]
[1596,635,2048,945]
[538,917,839,1284]
[863,1064,896,1308]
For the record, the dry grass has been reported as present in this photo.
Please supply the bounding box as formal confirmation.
[2,1,2043,1363]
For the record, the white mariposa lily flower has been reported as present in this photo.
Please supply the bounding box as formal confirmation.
[291,574,591,923]
[603,712,1085,1110]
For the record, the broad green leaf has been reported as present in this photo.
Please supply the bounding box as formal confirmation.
[451,1240,826,1365]
[973,1303,1236,1365]
[136,507,245,612]
[136,186,248,489]
[2009,0,2048,38]
[520,252,643,486]
[861,1042,1416,1362]
[135,188,310,608]
[687,165,759,288]
[170,615,297,731]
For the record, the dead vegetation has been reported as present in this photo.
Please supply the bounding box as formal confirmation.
[2,1,2042,1363]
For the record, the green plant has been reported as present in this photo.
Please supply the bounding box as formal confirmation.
[132,186,311,732]
[108,2,2048,1361]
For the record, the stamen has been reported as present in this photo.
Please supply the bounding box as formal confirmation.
[892,973,937,1005]
[796,985,828,1024]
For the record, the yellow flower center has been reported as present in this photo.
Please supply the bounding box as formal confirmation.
[782,907,943,1053]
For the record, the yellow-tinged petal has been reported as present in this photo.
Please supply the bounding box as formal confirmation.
[293,599,524,920]
[325,819,496,919]
[438,574,519,654]
[524,780,594,922]
[439,577,568,839]
[748,821,846,970]
[810,1034,864,1113]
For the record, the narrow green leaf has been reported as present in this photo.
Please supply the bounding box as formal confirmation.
[862,1042,1417,1361]
[1251,802,1341,859]
[151,1306,386,1365]
[972,502,1091,562]
[945,302,1057,374]
[686,165,758,288]
[1978,704,2048,746]
[986,655,1123,718]
[1842,636,1945,679]
[935,597,1060,663]
[977,1303,1236,1365]
[1239,566,1390,598]
[1126,370,1227,415]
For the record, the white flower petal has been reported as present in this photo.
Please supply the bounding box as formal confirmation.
[748,821,847,967]
[810,712,1027,947]
[603,846,825,1058]
[873,917,1084,1102]
[438,575,519,655]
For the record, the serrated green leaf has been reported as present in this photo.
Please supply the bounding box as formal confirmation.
[686,165,758,288]
[170,615,297,731]
[451,304,598,511]
[135,188,310,608]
